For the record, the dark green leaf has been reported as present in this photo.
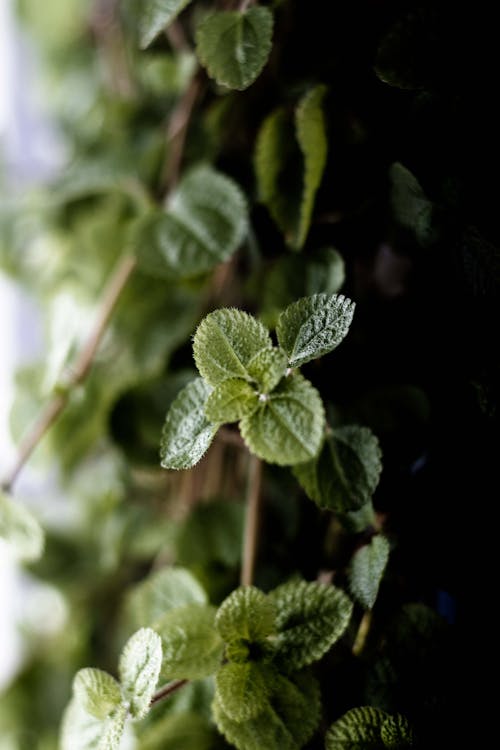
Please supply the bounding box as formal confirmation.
[269,580,353,670]
[325,706,414,749]
[276,293,355,368]
[349,536,390,610]
[195,7,273,90]
[240,374,325,466]
[136,166,248,280]
[160,377,219,470]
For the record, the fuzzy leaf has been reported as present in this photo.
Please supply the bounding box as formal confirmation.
[349,536,390,610]
[247,347,288,393]
[294,85,328,249]
[0,491,44,562]
[126,566,207,629]
[160,377,218,470]
[195,7,273,90]
[155,604,224,679]
[139,0,194,49]
[325,707,414,749]
[215,662,271,721]
[240,373,325,465]
[73,669,122,720]
[204,379,259,423]
[193,308,272,386]
[276,293,355,368]
[98,706,128,750]
[136,166,248,280]
[216,586,275,645]
[269,580,353,670]
[60,699,127,750]
[294,425,382,513]
[119,628,162,720]
[213,670,320,750]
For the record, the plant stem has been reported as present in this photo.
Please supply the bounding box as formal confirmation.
[241,454,263,586]
[1,254,137,494]
[239,0,255,12]
[165,19,191,53]
[352,610,372,657]
[162,73,202,192]
[150,678,188,708]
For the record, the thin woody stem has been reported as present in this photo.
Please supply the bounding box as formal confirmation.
[1,255,137,494]
[162,74,202,192]
[352,610,372,657]
[240,454,263,586]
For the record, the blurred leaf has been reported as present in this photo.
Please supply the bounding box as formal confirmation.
[269,580,353,670]
[160,378,219,470]
[0,491,45,562]
[204,379,259,423]
[325,706,414,749]
[389,163,434,246]
[375,9,436,90]
[155,604,224,680]
[139,0,194,49]
[137,711,217,750]
[72,669,122,720]
[240,373,325,465]
[119,628,162,720]
[193,308,272,386]
[294,425,382,513]
[215,662,271,722]
[195,8,273,90]
[349,536,390,610]
[126,566,207,629]
[177,501,244,568]
[136,166,248,280]
[215,586,276,645]
[276,293,355,368]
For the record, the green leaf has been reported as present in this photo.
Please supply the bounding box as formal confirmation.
[139,1,194,49]
[126,566,208,629]
[215,586,275,645]
[60,700,128,750]
[0,491,44,562]
[247,347,288,393]
[325,707,414,749]
[204,379,259,423]
[389,163,434,245]
[119,628,162,720]
[136,166,248,280]
[276,293,355,368]
[160,377,218,470]
[195,7,273,90]
[349,536,390,610]
[240,373,325,465]
[177,501,244,568]
[99,705,128,750]
[73,669,122,720]
[155,604,224,679]
[215,662,271,722]
[138,711,217,750]
[193,308,272,386]
[269,580,353,670]
[294,425,382,513]
[294,85,328,249]
[213,670,320,750]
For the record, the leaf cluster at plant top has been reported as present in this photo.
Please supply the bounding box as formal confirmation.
[160,293,355,469]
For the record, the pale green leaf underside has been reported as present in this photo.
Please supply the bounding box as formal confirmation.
[193,308,272,386]
[60,700,127,750]
[160,377,218,470]
[349,535,390,610]
[98,705,128,750]
[139,0,194,49]
[195,7,273,90]
[119,628,162,720]
[247,347,288,393]
[213,671,320,750]
[269,580,353,670]
[126,566,207,630]
[276,293,355,368]
[73,669,122,720]
[215,662,270,722]
[204,379,259,423]
[325,706,414,749]
[294,425,382,513]
[216,586,275,644]
[155,603,224,680]
[0,491,44,562]
[136,166,248,280]
[240,374,325,466]
[295,85,328,249]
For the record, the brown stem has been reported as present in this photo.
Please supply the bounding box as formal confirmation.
[150,678,188,708]
[165,19,191,53]
[352,610,372,657]
[162,74,202,192]
[239,0,255,11]
[1,254,137,494]
[241,454,263,586]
